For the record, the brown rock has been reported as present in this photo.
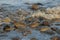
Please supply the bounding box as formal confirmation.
[40,27,55,35]
[13,21,26,28]
[51,27,57,31]
[2,17,11,23]
[51,36,60,40]
[40,27,50,32]
[30,38,37,40]
[16,28,25,33]
[27,30,32,34]
[31,4,39,10]
[52,18,60,22]
[11,37,20,40]
[23,32,28,36]
[29,22,40,28]
[23,30,32,36]
[41,21,50,26]
[3,25,11,32]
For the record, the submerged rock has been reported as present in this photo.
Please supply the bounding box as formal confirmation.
[3,25,11,32]
[40,27,50,32]
[51,27,57,31]
[34,3,43,5]
[30,38,38,40]
[51,36,60,40]
[0,7,6,12]
[41,21,50,26]
[40,27,55,35]
[23,30,32,36]
[31,4,39,10]
[13,21,26,28]
[11,37,20,40]
[29,21,40,28]
[25,3,43,5]
[2,17,11,23]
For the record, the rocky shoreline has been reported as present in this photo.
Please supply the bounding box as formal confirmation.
[0,4,60,40]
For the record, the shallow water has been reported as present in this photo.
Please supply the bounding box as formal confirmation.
[0,0,60,40]
[0,0,60,7]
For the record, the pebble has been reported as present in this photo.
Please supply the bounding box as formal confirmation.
[13,21,26,28]
[34,3,43,5]
[40,27,55,35]
[31,4,39,10]
[30,38,38,40]
[3,25,11,32]
[51,36,60,40]
[2,17,11,23]
[29,21,40,28]
[51,27,57,31]
[23,30,32,36]
[11,37,20,40]
[41,21,50,26]
[40,27,51,32]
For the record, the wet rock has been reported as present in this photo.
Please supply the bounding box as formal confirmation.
[40,27,55,35]
[31,4,39,10]
[24,17,34,24]
[23,30,32,36]
[0,34,8,37]
[40,7,46,12]
[16,9,28,16]
[25,3,43,5]
[40,27,51,32]
[38,17,45,21]
[50,25,60,34]
[51,36,60,40]
[14,25,18,30]
[41,21,50,26]
[11,37,20,40]
[13,21,26,28]
[0,7,6,12]
[2,17,11,23]
[44,31,55,35]
[29,21,40,28]
[30,38,38,40]
[16,27,26,33]
[52,18,60,22]
[51,27,57,31]
[55,29,60,34]
[23,32,28,36]
[34,3,43,5]
[3,25,11,32]
[26,30,32,34]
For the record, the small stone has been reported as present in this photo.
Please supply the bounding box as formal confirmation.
[0,7,6,12]
[51,27,57,31]
[34,3,43,5]
[55,29,60,34]
[2,17,11,23]
[23,30,32,36]
[14,21,26,28]
[3,25,11,32]
[11,37,20,40]
[51,36,60,40]
[40,27,55,35]
[41,21,50,26]
[26,30,32,34]
[16,27,26,33]
[24,17,33,24]
[52,18,60,22]
[30,38,38,40]
[23,32,28,36]
[29,22,40,28]
[40,27,50,32]
[31,4,39,10]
